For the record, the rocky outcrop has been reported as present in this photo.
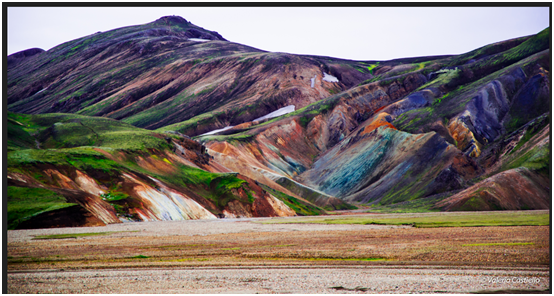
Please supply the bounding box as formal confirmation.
[453,80,511,152]
[445,61,549,159]
[507,67,550,131]
[476,113,549,177]
[306,114,330,152]
[446,81,506,157]
[380,89,437,118]
[120,172,217,221]
[448,117,482,157]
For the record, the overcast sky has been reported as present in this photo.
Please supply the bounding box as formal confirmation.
[7,6,550,61]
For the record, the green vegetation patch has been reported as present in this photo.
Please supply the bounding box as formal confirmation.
[121,87,195,128]
[7,186,78,230]
[366,63,379,74]
[416,68,461,91]
[214,175,246,191]
[366,195,444,213]
[269,211,549,227]
[33,232,113,240]
[8,147,122,173]
[259,244,297,248]
[8,112,171,152]
[462,242,534,247]
[7,117,36,151]
[474,27,549,71]
[156,111,215,134]
[504,146,549,174]
[251,256,389,263]
[131,255,150,259]
[208,175,250,207]
[302,257,388,262]
[142,162,250,208]
[96,130,170,151]
[100,191,129,202]
[511,120,549,155]
[198,132,254,143]
[444,35,531,67]
[46,120,170,150]
[160,163,222,186]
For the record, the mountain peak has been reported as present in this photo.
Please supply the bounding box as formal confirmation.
[152,15,226,41]
[156,15,189,25]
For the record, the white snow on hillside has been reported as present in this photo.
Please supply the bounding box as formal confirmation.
[189,38,211,42]
[253,105,296,122]
[199,105,296,136]
[323,72,339,82]
[200,126,235,136]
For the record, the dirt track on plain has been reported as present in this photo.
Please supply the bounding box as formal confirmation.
[7,212,551,293]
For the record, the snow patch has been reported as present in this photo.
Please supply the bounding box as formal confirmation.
[33,88,48,96]
[323,72,339,83]
[189,38,211,42]
[200,126,235,136]
[200,106,296,136]
[253,105,295,122]
[311,75,316,88]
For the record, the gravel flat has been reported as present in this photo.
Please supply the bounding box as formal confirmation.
[8,266,549,294]
[8,212,550,293]
[7,216,410,243]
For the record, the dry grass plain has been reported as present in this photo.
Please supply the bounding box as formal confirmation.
[7,210,550,293]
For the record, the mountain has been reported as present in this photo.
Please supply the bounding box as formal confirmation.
[7,111,331,229]
[7,16,550,229]
[7,15,375,135]
[194,27,550,209]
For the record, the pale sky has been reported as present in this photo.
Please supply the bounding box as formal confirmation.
[7,6,550,61]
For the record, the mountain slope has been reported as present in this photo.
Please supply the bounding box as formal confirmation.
[197,28,550,210]
[8,15,378,136]
[7,17,550,229]
[7,111,330,229]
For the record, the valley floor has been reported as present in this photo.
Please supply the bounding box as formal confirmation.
[8,266,549,294]
[7,211,550,293]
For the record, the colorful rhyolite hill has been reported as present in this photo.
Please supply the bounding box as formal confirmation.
[7,16,550,229]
